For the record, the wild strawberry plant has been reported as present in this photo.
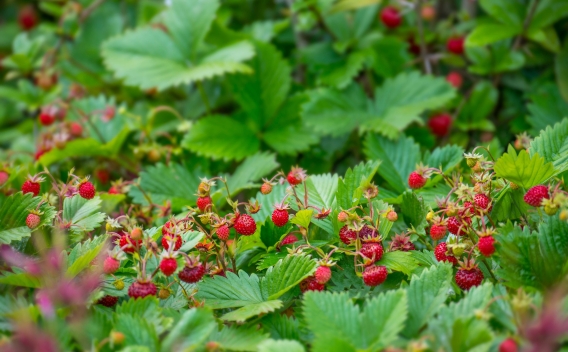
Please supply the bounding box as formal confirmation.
[1,0,568,351]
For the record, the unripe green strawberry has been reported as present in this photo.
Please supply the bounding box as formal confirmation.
[26,213,41,229]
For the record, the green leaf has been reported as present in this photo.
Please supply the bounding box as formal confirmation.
[424,144,464,176]
[337,161,380,209]
[369,37,411,78]
[162,308,216,351]
[208,325,269,352]
[526,83,568,135]
[404,264,452,337]
[0,192,56,245]
[555,37,568,90]
[0,269,41,288]
[530,119,568,173]
[196,270,264,309]
[162,0,218,59]
[479,0,524,28]
[303,72,455,139]
[263,254,317,299]
[529,0,568,33]
[221,300,283,322]
[290,210,314,229]
[116,296,172,335]
[330,0,381,13]
[101,0,254,91]
[303,290,408,351]
[490,187,529,222]
[225,152,279,197]
[467,41,525,75]
[377,251,419,276]
[129,163,200,210]
[401,191,427,231]
[257,339,306,352]
[466,21,520,47]
[39,129,131,167]
[182,115,259,161]
[364,134,420,193]
[66,235,108,278]
[494,145,557,188]
[114,315,159,351]
[62,196,106,235]
[296,174,339,234]
[229,42,290,129]
[455,81,498,131]
[318,51,366,89]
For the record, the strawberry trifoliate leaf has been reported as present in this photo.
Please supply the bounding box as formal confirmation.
[66,235,108,278]
[377,251,419,276]
[494,145,556,188]
[0,192,56,245]
[63,196,106,236]
[336,160,380,209]
[208,325,269,351]
[263,254,317,300]
[221,300,283,322]
[257,339,306,352]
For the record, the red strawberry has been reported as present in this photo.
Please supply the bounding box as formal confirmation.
[455,265,484,290]
[287,167,306,185]
[34,148,49,161]
[360,226,378,241]
[447,216,470,236]
[162,221,174,236]
[474,194,491,211]
[197,196,212,212]
[108,186,120,195]
[314,266,332,284]
[22,179,41,196]
[434,242,458,265]
[447,36,465,55]
[339,225,357,244]
[362,265,388,287]
[499,338,518,352]
[0,171,9,186]
[478,236,495,257]
[128,281,157,299]
[460,201,475,217]
[18,5,38,30]
[178,263,206,283]
[430,224,447,240]
[446,71,463,88]
[103,257,120,274]
[26,213,41,229]
[386,211,398,222]
[39,112,55,126]
[260,182,273,195]
[97,295,118,307]
[69,122,83,137]
[78,181,96,199]
[161,235,182,251]
[360,242,384,263]
[159,258,178,276]
[95,169,110,184]
[428,114,452,138]
[408,171,427,189]
[523,185,549,207]
[272,208,289,227]
[216,225,230,241]
[300,276,325,293]
[380,6,401,28]
[281,234,298,246]
[119,233,142,253]
[234,214,257,235]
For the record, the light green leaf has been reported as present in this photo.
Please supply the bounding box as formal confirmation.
[466,21,520,47]
[221,300,282,322]
[225,152,279,197]
[208,325,269,352]
[114,315,159,351]
[424,145,464,175]
[330,0,381,13]
[364,133,420,193]
[162,0,219,59]
[363,290,408,350]
[401,191,427,231]
[0,269,41,288]
[116,296,172,335]
[494,145,557,188]
[63,196,106,234]
[529,0,568,33]
[182,115,259,161]
[318,51,366,89]
[257,339,306,352]
[336,160,380,209]
[404,264,452,337]
[290,210,314,229]
[263,254,317,300]
[178,231,205,252]
[162,308,216,351]
[196,270,264,309]
[66,235,108,278]
[490,187,529,222]
[377,251,419,276]
[0,192,56,245]
[530,117,568,174]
